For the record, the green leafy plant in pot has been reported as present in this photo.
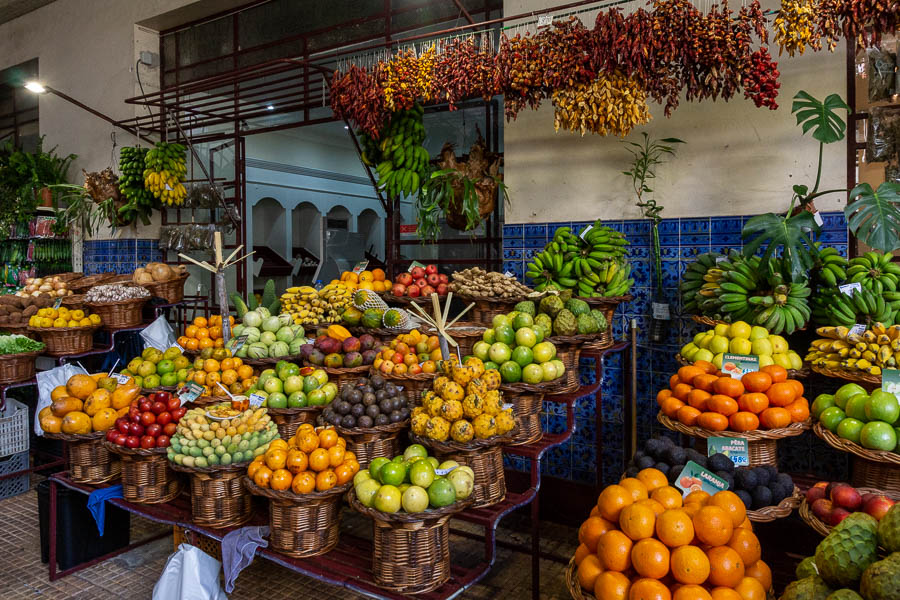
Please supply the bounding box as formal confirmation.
[622,133,684,343]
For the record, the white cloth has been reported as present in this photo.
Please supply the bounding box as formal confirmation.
[34,363,88,437]
[152,543,228,600]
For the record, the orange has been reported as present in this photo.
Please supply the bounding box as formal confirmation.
[574,543,591,566]
[196,327,210,339]
[672,383,693,402]
[577,554,604,591]
[598,485,635,521]
[579,516,616,552]
[657,389,674,406]
[684,490,710,505]
[669,374,681,389]
[727,529,761,566]
[590,506,601,518]
[328,445,345,467]
[707,395,739,417]
[670,545,710,584]
[66,374,97,400]
[744,560,772,591]
[786,397,810,423]
[185,338,200,351]
[247,459,263,479]
[619,477,650,501]
[285,449,308,474]
[662,397,686,418]
[709,490,747,528]
[688,389,711,411]
[709,589,742,600]
[631,538,670,579]
[734,576,766,600]
[628,577,671,600]
[677,406,702,426]
[268,439,288,452]
[765,382,796,407]
[656,508,695,547]
[220,357,235,371]
[209,326,222,339]
[737,392,769,414]
[597,530,633,572]
[636,468,668,492]
[786,379,804,399]
[680,502,702,518]
[237,364,253,380]
[706,546,745,588]
[206,372,221,387]
[594,571,631,600]
[265,449,287,471]
[760,364,787,382]
[198,337,214,349]
[203,358,220,373]
[693,506,733,546]
[759,407,791,429]
[637,499,666,516]
[693,374,719,393]
[253,465,273,488]
[651,486,683,510]
[318,428,339,449]
[740,371,772,393]
[315,469,337,491]
[673,585,712,600]
[694,359,717,374]
[291,471,316,494]
[697,412,729,431]
[308,448,330,472]
[344,459,360,476]
[619,503,657,541]
[678,366,705,385]
[297,431,319,453]
[221,369,238,386]
[185,325,198,338]
[193,316,208,327]
[713,377,744,398]
[737,518,753,531]
[372,268,386,281]
[270,468,293,491]
[729,412,760,432]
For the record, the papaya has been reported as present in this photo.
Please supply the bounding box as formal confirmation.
[50,385,68,401]
[51,397,84,418]
[327,324,352,341]
[66,374,97,399]
[84,389,111,416]
[91,407,118,432]
[111,384,140,410]
[40,413,63,433]
[61,411,92,434]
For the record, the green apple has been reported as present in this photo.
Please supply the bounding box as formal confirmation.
[866,389,900,424]
[845,394,870,422]
[693,349,715,363]
[834,383,867,409]
[709,335,730,355]
[681,343,699,361]
[729,338,752,355]
[727,321,751,339]
[860,421,898,451]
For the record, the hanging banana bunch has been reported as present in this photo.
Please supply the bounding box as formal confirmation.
[143,141,187,206]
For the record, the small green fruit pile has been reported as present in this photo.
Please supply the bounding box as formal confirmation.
[473,311,564,384]
[813,384,900,453]
[167,406,279,468]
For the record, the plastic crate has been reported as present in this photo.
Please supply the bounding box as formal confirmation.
[0,398,29,457]
[0,451,30,500]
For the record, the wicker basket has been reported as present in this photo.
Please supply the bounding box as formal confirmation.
[579,295,631,351]
[565,557,594,600]
[306,364,371,389]
[658,413,810,467]
[746,486,803,522]
[813,422,900,494]
[423,322,485,357]
[349,489,473,594]
[244,478,349,557]
[505,392,543,446]
[335,420,407,469]
[169,462,253,528]
[452,294,528,325]
[265,406,322,440]
[810,364,882,386]
[28,325,97,356]
[140,273,189,304]
[103,442,181,504]
[61,294,86,310]
[800,486,900,539]
[0,351,40,385]
[44,431,121,484]
[500,374,578,397]
[68,273,117,294]
[86,297,148,330]
[0,322,39,340]
[380,371,436,403]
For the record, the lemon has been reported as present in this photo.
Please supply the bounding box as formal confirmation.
[72,310,85,320]
[80,318,92,326]
[758,354,775,367]
[787,350,803,370]
[694,348,715,363]
[749,325,770,341]
[67,320,79,327]
[773,352,793,369]
[712,352,725,369]
[48,308,58,319]
[40,317,53,327]
[709,335,730,355]
[52,318,66,328]
[58,307,69,318]
[89,314,101,325]
[693,331,710,346]
[751,338,774,356]
[769,335,789,353]
[727,321,751,340]
[714,323,730,337]
[729,338,752,355]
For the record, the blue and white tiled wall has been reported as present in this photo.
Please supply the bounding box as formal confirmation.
[502,211,851,485]
[82,239,164,275]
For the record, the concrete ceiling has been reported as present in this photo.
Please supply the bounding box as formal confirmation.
[0,0,57,26]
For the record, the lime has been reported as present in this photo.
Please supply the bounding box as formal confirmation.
[427,478,457,508]
[541,361,558,381]
[472,341,491,361]
[532,341,555,363]
[482,329,495,344]
[489,342,512,363]
[494,324,515,346]
[499,361,522,383]
[836,417,864,443]
[819,406,846,433]
[483,361,499,372]
[373,485,402,513]
[379,462,407,486]
[511,346,534,368]
[353,470,373,487]
[512,313,534,331]
[401,485,429,513]
[266,392,287,409]
[522,363,543,384]
[845,394,870,422]
[811,394,835,419]
[369,457,390,481]
[834,383,867,409]
[287,391,307,408]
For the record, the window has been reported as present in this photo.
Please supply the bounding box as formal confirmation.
[0,59,39,150]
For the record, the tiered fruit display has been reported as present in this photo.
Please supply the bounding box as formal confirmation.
[39,373,137,435]
[28,306,101,328]
[300,327,381,369]
[183,349,256,397]
[338,268,392,293]
[279,282,352,326]
[525,220,633,297]
[475,312,565,383]
[680,320,803,371]
[411,358,516,442]
[177,315,230,351]
[389,264,449,299]
[779,506,900,600]
[574,468,771,600]
[812,384,899,452]
[247,425,360,493]
[321,374,411,428]
[360,103,429,198]
[143,141,187,206]
[167,404,278,467]
[807,324,900,376]
[372,329,441,375]
[122,346,192,389]
[657,362,810,431]
[230,279,281,321]
[681,251,812,334]
[105,391,185,449]
[231,309,306,359]
[249,363,335,409]
[448,267,533,298]
[352,444,475,513]
[806,481,897,526]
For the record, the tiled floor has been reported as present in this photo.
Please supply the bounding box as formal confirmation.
[0,477,578,599]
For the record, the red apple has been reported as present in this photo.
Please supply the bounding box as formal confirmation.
[392,283,407,297]
[828,507,851,525]
[156,390,171,404]
[411,266,425,280]
[129,406,141,422]
[438,273,448,284]
[140,435,156,449]
[145,423,162,438]
[156,435,170,448]
[426,273,440,287]
[421,285,435,297]
[171,407,187,421]
[825,481,847,497]
[140,412,156,426]
[116,417,130,435]
[863,494,896,520]
[425,264,438,275]
[811,498,833,521]
[436,283,448,296]
[407,285,420,298]
[106,429,119,442]
[156,412,172,427]
[139,399,152,413]
[166,396,180,412]
[163,422,177,436]
[112,432,127,446]
[396,272,412,286]
[831,484,862,510]
[806,486,827,504]
[151,401,167,415]
[415,278,427,288]
[125,435,140,449]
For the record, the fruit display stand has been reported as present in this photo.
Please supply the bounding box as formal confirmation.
[798,486,899,539]
[28,325,99,356]
[102,442,181,504]
[168,461,253,528]
[423,322,484,358]
[744,486,803,522]
[85,297,149,330]
[335,420,407,469]
[0,350,40,385]
[548,333,607,389]
[43,431,121,484]
[140,271,189,304]
[812,423,900,494]
[380,371,437,403]
[579,295,632,351]
[266,406,322,440]
[450,293,529,325]
[315,364,372,388]
[656,412,810,466]
[244,478,351,558]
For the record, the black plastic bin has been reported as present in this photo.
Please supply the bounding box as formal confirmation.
[37,480,131,570]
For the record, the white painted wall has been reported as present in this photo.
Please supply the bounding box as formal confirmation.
[503,0,849,223]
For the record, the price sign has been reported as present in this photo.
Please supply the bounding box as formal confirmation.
[53,297,63,309]
[537,14,553,27]
[503,271,515,278]
[112,373,131,385]
[227,334,248,353]
[674,461,730,498]
[715,256,728,264]
[502,403,514,411]
[177,382,204,404]
[652,302,671,320]
[813,211,824,227]
[882,368,900,394]
[352,260,369,274]
[579,224,594,241]
[839,282,862,297]
[850,323,868,336]
[408,261,426,272]
[721,353,759,379]
[435,466,458,476]
[707,437,749,467]
[249,393,266,408]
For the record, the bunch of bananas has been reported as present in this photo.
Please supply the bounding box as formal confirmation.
[524,220,633,297]
[117,146,154,225]
[279,283,352,326]
[360,104,428,198]
[143,142,187,206]
[811,245,849,286]
[806,323,900,376]
[846,251,900,293]
[818,286,900,327]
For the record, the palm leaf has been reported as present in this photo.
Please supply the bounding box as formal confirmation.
[791,91,849,144]
[846,182,900,252]
[741,211,819,282]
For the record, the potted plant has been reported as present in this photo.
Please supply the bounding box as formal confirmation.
[622,133,684,342]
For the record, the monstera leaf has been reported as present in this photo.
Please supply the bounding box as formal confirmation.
[792,91,849,144]
[846,182,900,252]
[741,211,820,282]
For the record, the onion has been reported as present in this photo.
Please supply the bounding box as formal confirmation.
[38,284,53,292]
[25,278,34,285]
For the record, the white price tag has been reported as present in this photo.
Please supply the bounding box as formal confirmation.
[408,261,426,272]
[249,393,266,407]
[177,382,204,404]
[537,14,553,27]
[715,256,728,264]
[352,260,369,274]
[579,225,594,241]
[112,373,131,385]
[850,323,868,336]
[813,212,824,227]
[839,282,862,297]
[503,271,514,278]
[502,403,514,411]
[435,466,458,476]
[652,302,671,320]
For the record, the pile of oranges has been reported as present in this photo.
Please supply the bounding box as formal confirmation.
[184,354,256,397]
[338,269,392,293]
[575,468,772,600]
[657,362,809,432]
[177,315,234,351]
[248,424,360,494]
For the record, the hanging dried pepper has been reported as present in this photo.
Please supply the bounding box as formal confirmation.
[383,45,436,111]
[432,37,500,109]
[837,0,900,48]
[496,32,547,121]
[774,0,821,56]
[551,71,651,137]
[330,65,387,139]
[534,17,597,89]
[815,0,842,51]
[743,48,781,110]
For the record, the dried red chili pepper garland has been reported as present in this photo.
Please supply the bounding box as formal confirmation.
[330,65,387,139]
[432,37,500,110]
[837,0,900,47]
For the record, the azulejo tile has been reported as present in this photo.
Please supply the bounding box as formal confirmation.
[503,248,523,260]
[711,216,742,233]
[503,224,523,238]
[679,218,710,233]
[658,220,679,234]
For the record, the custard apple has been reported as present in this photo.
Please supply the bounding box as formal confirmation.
[552,309,577,336]
[877,504,900,552]
[859,552,900,600]
[539,294,564,318]
[565,298,590,316]
[780,575,832,600]
[590,309,608,331]
[534,313,553,338]
[825,590,863,600]
[514,301,535,316]
[797,556,819,579]
[815,513,879,589]
[576,313,599,335]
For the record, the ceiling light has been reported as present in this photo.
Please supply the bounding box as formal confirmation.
[24,81,46,94]
[266,104,274,110]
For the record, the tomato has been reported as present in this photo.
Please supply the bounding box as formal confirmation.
[156,412,172,426]
[125,435,140,448]
[140,435,156,449]
[163,422,177,436]
[166,396,180,412]
[156,435,170,448]
[140,412,156,426]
